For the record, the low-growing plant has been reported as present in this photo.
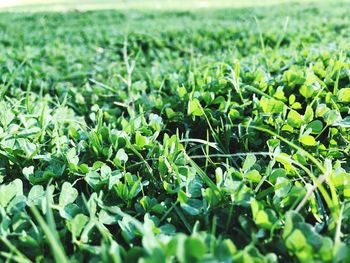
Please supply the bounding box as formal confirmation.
[0,1,350,262]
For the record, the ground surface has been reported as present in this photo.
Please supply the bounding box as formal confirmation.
[0,1,350,262]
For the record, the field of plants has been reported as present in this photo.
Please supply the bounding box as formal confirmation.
[1,0,350,262]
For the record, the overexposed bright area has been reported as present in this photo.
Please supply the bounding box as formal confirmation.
[0,0,19,8]
[0,0,59,8]
[0,0,329,12]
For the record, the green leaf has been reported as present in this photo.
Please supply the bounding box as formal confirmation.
[242,154,256,171]
[275,177,291,198]
[0,179,23,207]
[178,86,187,98]
[287,109,303,128]
[337,88,350,102]
[114,148,128,166]
[245,170,262,183]
[135,132,147,148]
[332,116,350,127]
[177,190,188,204]
[260,97,284,114]
[299,135,317,146]
[188,98,203,116]
[229,109,240,120]
[285,229,307,250]
[184,237,206,261]
[181,199,202,216]
[269,168,286,184]
[254,209,277,229]
[149,113,163,131]
[299,85,314,98]
[69,214,89,240]
[303,106,314,123]
[284,68,305,87]
[306,120,323,134]
[165,107,176,119]
[59,182,78,208]
[27,185,45,207]
[324,110,341,125]
[283,211,304,238]
[23,166,34,181]
[100,164,111,179]
[250,198,261,218]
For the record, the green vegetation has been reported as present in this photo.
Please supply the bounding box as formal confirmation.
[1,1,350,262]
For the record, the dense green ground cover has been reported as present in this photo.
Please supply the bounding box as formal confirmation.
[1,1,350,262]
